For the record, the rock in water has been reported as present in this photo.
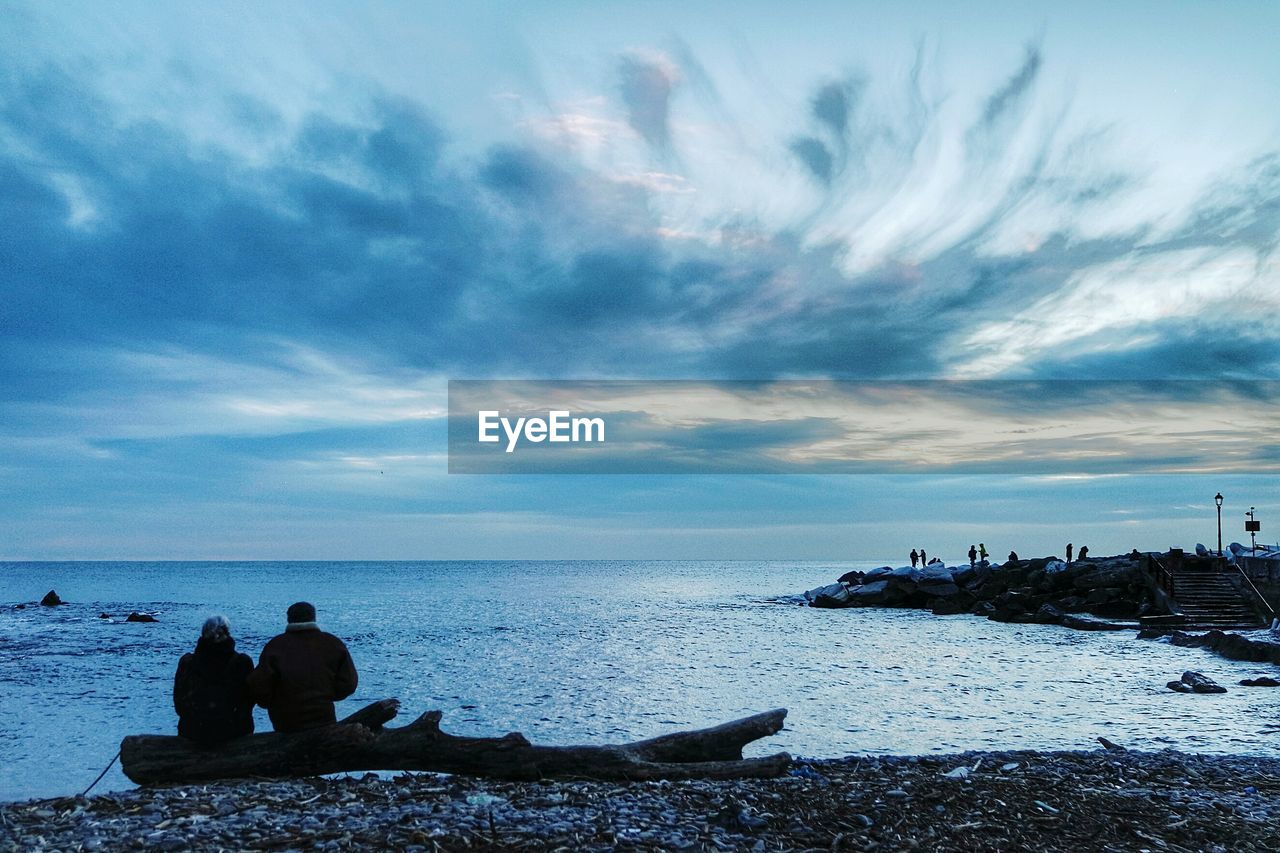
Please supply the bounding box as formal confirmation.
[1240,676,1280,687]
[1167,680,1193,693]
[1058,613,1131,631]
[126,612,159,623]
[40,590,63,606]
[804,583,852,608]
[1179,671,1227,694]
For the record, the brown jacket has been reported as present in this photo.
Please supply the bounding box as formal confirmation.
[247,626,357,733]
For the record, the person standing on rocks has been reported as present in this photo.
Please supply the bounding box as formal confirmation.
[910,549,919,568]
[1066,543,1074,564]
[919,548,927,566]
[173,615,255,744]
[968,545,977,568]
[979,543,988,564]
[248,602,358,733]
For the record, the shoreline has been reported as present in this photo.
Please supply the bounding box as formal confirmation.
[3,749,1278,851]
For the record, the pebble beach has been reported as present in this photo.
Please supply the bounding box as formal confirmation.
[4,749,1279,851]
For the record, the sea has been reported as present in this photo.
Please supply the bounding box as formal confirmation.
[2,560,1279,802]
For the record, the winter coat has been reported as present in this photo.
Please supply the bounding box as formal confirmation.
[246,625,358,733]
[173,637,255,744]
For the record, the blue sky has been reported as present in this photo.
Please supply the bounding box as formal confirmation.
[2,1,1278,560]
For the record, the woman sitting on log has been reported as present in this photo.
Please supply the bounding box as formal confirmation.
[173,615,255,744]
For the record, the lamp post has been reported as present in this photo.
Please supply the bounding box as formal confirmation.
[1214,492,1223,556]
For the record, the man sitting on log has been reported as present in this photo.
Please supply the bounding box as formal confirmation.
[247,602,358,733]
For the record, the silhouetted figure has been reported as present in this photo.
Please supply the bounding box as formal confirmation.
[248,602,358,734]
[927,557,942,565]
[1078,545,1089,560]
[968,545,977,568]
[1130,548,1142,560]
[919,548,927,566]
[1007,551,1019,562]
[979,543,988,563]
[1066,543,1074,564]
[910,549,919,568]
[174,615,255,744]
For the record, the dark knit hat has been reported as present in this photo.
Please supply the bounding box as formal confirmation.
[286,601,316,623]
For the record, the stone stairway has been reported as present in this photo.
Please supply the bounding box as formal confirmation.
[1170,571,1266,629]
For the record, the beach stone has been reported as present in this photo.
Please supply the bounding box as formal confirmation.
[1239,677,1280,687]
[40,590,63,606]
[126,612,159,623]
[863,566,893,582]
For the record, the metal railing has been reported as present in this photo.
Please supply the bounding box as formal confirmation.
[1230,561,1278,624]
[1150,556,1175,600]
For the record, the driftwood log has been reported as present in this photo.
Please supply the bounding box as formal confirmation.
[120,700,791,785]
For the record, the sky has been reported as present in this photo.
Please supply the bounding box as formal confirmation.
[2,0,1279,561]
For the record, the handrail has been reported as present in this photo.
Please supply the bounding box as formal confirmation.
[1150,556,1175,602]
[1231,561,1278,622]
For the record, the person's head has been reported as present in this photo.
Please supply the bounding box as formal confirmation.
[286,601,317,626]
[201,614,232,643]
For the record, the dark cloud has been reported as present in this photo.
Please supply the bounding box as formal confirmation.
[480,145,571,202]
[789,136,834,184]
[1028,328,1280,381]
[618,53,677,149]
[978,45,1042,129]
[812,80,854,137]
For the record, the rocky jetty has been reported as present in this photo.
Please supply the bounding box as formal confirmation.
[3,750,1277,851]
[805,554,1148,630]
[1142,629,1280,664]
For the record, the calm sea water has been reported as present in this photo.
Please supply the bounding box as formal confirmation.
[2,560,1279,802]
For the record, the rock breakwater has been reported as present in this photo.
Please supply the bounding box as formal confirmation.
[806,554,1149,630]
